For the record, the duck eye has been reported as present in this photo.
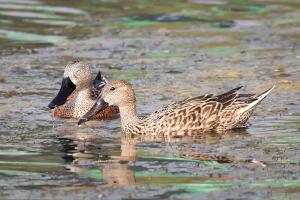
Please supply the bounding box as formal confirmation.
[72,60,79,64]
[110,87,116,91]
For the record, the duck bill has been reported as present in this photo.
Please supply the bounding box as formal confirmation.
[77,98,108,125]
[93,71,107,89]
[48,77,76,109]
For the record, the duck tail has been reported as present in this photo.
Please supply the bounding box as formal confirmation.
[217,86,243,107]
[237,84,276,115]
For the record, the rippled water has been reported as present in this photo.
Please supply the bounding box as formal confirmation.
[0,0,300,199]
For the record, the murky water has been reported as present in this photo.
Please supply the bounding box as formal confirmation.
[0,0,300,199]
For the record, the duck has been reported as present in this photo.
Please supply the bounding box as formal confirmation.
[48,60,119,119]
[78,80,275,136]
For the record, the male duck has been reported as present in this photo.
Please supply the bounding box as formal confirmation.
[78,80,275,136]
[48,61,118,119]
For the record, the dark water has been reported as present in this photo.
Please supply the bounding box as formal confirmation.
[0,0,300,199]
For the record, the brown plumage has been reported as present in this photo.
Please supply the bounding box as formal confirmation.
[78,80,275,136]
[48,61,119,119]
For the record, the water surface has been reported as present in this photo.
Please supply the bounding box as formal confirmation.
[0,0,300,199]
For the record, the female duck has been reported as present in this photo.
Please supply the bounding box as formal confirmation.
[78,80,275,135]
[48,61,118,119]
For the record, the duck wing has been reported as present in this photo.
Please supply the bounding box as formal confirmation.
[145,87,244,135]
[217,84,275,130]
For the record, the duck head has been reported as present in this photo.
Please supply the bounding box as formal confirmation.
[78,80,135,125]
[48,60,106,109]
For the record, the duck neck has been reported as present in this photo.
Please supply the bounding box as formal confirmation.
[118,102,140,129]
[74,85,94,115]
[76,86,92,103]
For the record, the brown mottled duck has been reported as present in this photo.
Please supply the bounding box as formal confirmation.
[48,61,118,119]
[78,80,275,136]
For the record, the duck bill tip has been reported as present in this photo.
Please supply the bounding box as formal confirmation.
[48,77,76,109]
[77,118,86,126]
[77,98,109,125]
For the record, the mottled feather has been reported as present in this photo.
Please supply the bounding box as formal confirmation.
[81,80,275,136]
[52,61,118,119]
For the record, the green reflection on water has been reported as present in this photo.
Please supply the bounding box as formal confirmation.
[80,168,103,180]
[121,17,161,27]
[147,50,192,58]
[0,161,63,166]
[250,180,300,188]
[182,181,231,194]
[201,47,241,57]
[270,137,300,143]
[0,169,41,176]
[0,29,66,44]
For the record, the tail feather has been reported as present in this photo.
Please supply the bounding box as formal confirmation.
[218,86,243,100]
[237,84,276,115]
[218,86,243,107]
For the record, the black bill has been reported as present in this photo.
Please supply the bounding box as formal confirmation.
[48,77,76,109]
[93,71,107,89]
[77,98,108,125]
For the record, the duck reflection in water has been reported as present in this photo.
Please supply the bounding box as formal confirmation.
[57,129,249,187]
